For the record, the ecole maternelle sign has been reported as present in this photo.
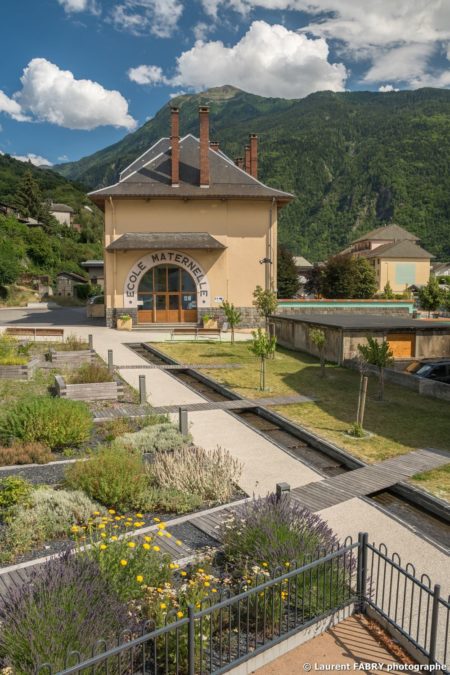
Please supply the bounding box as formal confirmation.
[123,250,211,308]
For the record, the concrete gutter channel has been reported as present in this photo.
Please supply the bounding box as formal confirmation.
[136,342,450,532]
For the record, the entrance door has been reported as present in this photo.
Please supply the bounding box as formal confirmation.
[137,265,198,323]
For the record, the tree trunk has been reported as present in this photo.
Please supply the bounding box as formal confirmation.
[261,356,266,391]
[231,325,235,345]
[379,366,385,401]
[356,372,363,424]
[320,352,325,378]
[359,376,368,427]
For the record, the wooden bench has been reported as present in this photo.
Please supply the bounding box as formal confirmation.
[5,327,64,341]
[170,327,221,341]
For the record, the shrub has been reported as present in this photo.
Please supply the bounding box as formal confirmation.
[67,361,114,384]
[0,552,128,672]
[0,476,32,513]
[151,487,203,514]
[118,422,190,453]
[221,494,340,573]
[0,334,28,366]
[65,445,153,512]
[152,446,242,504]
[60,333,89,351]
[0,487,103,562]
[0,441,52,466]
[82,533,171,602]
[0,396,93,449]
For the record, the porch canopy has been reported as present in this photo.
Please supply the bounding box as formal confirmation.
[106,232,226,251]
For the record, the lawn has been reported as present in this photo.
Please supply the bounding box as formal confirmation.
[156,342,450,502]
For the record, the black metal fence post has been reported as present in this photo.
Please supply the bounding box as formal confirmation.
[429,584,441,664]
[139,375,146,405]
[276,482,290,501]
[357,532,368,612]
[107,350,113,374]
[179,407,188,436]
[188,604,195,675]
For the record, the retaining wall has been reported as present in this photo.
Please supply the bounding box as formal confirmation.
[0,358,40,381]
[55,374,123,401]
[47,349,95,366]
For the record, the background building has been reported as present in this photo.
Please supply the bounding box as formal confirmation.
[48,202,74,227]
[81,260,104,289]
[89,107,293,328]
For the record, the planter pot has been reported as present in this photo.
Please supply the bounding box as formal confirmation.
[203,319,218,329]
[55,374,123,401]
[0,358,39,381]
[117,317,133,331]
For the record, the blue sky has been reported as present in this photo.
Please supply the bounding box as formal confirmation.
[1,0,450,167]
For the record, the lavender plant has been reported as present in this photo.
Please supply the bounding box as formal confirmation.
[0,552,129,672]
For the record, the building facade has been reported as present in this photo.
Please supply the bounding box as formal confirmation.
[89,107,293,328]
[49,203,74,226]
[346,224,432,293]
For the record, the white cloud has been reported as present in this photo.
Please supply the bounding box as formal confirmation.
[130,21,347,98]
[57,0,98,12]
[15,58,136,130]
[378,84,399,92]
[169,90,187,98]
[193,21,213,41]
[128,64,168,85]
[12,153,53,167]
[364,43,435,84]
[0,90,29,122]
[58,154,69,161]
[111,0,183,37]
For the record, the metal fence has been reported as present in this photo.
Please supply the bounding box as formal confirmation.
[35,534,449,674]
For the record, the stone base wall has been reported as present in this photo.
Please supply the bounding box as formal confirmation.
[198,306,263,329]
[276,306,411,316]
[106,306,262,328]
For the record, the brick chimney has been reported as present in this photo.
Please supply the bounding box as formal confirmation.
[244,145,251,173]
[199,106,210,187]
[170,107,180,187]
[249,133,258,179]
[210,141,220,152]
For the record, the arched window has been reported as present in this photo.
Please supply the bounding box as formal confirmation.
[137,265,197,323]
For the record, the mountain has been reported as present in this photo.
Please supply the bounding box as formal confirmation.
[56,86,450,261]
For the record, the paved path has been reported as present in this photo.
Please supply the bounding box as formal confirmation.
[0,318,448,595]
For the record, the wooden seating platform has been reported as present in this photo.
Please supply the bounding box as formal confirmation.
[4,327,64,341]
[170,327,221,340]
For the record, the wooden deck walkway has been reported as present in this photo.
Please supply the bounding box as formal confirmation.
[113,363,242,370]
[93,394,313,422]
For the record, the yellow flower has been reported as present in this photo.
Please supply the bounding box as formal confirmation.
[127,541,136,548]
[169,563,177,570]
[93,511,100,516]
[70,525,79,533]
[212,588,218,593]
[262,562,268,568]
[143,543,151,550]
[133,522,141,527]
[153,517,160,522]
[135,513,143,518]
[153,546,160,552]
[176,540,182,546]
[120,559,128,566]
[160,603,167,610]
[180,571,187,577]
[98,523,105,530]
[115,516,121,521]
[111,535,118,541]
[100,532,107,538]
[157,531,164,537]
[157,587,163,593]
[144,536,152,542]
[284,562,290,568]
[165,533,172,539]
[108,509,116,514]
[136,575,144,583]
[157,522,166,530]
[100,544,107,550]
[204,581,210,587]
[198,568,204,573]
[177,611,183,618]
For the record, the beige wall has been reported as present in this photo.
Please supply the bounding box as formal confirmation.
[52,211,72,226]
[104,198,277,312]
[373,258,430,293]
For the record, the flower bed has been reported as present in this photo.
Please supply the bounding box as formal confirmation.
[0,357,40,381]
[46,348,95,367]
[55,374,124,401]
[0,493,353,673]
[0,334,40,380]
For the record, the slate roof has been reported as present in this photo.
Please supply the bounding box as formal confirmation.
[89,135,293,205]
[57,272,87,282]
[49,203,74,213]
[362,240,433,260]
[81,260,104,267]
[106,232,225,251]
[352,224,418,244]
[274,313,450,331]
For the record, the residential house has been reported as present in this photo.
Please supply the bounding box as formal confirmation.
[48,202,74,226]
[56,272,87,297]
[81,260,104,289]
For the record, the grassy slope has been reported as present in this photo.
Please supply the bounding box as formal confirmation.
[56,86,450,261]
[156,342,450,502]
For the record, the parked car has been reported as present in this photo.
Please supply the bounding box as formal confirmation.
[86,295,105,319]
[407,359,450,384]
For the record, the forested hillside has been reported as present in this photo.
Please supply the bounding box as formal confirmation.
[56,86,450,261]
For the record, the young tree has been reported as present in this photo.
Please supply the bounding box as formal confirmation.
[418,277,443,316]
[221,300,242,345]
[309,327,326,377]
[353,258,378,298]
[249,328,277,391]
[14,170,43,220]
[321,255,377,299]
[381,280,394,299]
[253,285,278,329]
[357,337,394,401]
[277,246,300,298]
